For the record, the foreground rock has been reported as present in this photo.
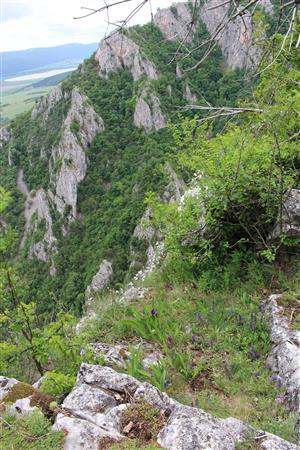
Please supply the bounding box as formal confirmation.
[53,364,298,450]
[263,293,300,413]
[89,341,163,369]
[269,189,300,242]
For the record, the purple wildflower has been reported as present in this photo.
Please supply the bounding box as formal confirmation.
[150,309,158,317]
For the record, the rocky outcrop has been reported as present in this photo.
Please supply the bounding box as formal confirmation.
[154,1,273,70]
[263,293,300,412]
[199,0,259,69]
[133,87,166,132]
[85,259,113,301]
[184,84,197,103]
[31,85,64,121]
[77,260,113,330]
[0,126,10,149]
[50,88,104,219]
[17,87,104,267]
[154,3,195,43]
[0,376,19,401]
[95,32,158,81]
[53,363,299,450]
[17,169,57,272]
[89,341,162,369]
[163,162,187,203]
[269,189,300,242]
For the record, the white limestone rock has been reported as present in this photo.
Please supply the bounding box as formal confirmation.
[95,32,158,81]
[85,260,113,299]
[90,343,130,368]
[78,364,140,395]
[17,169,57,267]
[154,3,195,43]
[54,413,122,450]
[89,342,163,370]
[54,364,298,450]
[263,293,300,413]
[8,397,37,415]
[269,189,300,242]
[134,87,166,132]
[17,88,104,267]
[163,162,187,203]
[51,88,104,219]
[31,85,64,121]
[184,84,197,103]
[199,0,259,69]
[154,1,273,70]
[259,433,300,449]
[0,376,19,401]
[157,405,249,450]
[0,126,10,149]
[63,383,117,413]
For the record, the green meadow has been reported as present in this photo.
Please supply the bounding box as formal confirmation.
[0,81,52,124]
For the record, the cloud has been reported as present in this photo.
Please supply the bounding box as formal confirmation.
[2,2,31,22]
[1,0,174,52]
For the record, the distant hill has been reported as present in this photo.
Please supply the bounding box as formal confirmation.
[1,43,98,79]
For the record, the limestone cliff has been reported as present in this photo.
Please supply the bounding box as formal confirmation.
[154,0,273,70]
[14,87,104,268]
[50,88,104,219]
[133,86,166,132]
[154,3,195,43]
[0,127,10,149]
[95,32,158,81]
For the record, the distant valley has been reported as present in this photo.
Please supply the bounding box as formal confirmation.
[0,42,98,124]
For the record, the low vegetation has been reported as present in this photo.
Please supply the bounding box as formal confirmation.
[0,411,65,450]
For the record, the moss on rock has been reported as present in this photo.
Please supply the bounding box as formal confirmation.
[2,382,35,404]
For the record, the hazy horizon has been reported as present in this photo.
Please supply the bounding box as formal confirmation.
[1,0,174,52]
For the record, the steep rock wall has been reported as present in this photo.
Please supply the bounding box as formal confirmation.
[154,1,273,70]
[95,33,158,81]
[0,127,10,149]
[17,169,57,273]
[133,86,166,132]
[154,3,195,43]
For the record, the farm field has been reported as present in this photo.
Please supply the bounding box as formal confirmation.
[0,69,76,124]
[0,81,52,123]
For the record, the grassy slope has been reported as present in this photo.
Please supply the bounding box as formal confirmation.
[83,257,300,443]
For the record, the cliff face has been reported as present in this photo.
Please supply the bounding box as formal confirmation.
[154,0,273,70]
[13,86,104,271]
[154,3,195,43]
[133,87,166,132]
[49,87,104,219]
[95,33,158,81]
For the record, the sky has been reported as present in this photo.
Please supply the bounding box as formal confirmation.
[1,0,174,52]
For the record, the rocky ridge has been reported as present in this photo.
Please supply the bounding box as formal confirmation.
[95,33,158,81]
[15,87,104,269]
[264,293,300,412]
[153,0,273,70]
[0,127,10,149]
[49,87,104,219]
[1,365,298,450]
[133,86,166,132]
